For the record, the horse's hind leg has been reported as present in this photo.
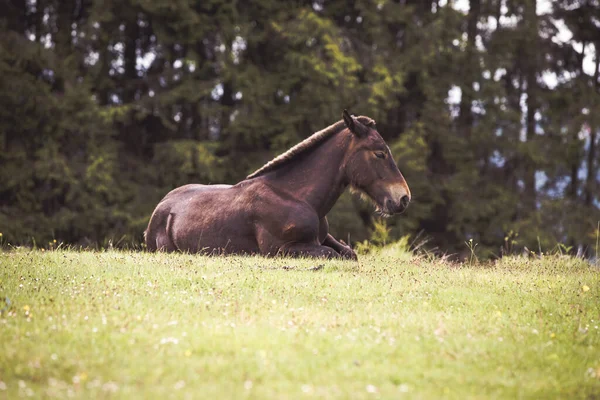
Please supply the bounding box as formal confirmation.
[277,242,341,259]
[145,209,177,252]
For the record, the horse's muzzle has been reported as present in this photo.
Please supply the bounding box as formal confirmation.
[385,195,410,214]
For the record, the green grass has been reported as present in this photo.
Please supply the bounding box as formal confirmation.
[0,248,599,399]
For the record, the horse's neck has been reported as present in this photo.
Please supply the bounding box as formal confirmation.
[263,133,350,218]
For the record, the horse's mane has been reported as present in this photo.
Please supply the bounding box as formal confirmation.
[247,116,375,179]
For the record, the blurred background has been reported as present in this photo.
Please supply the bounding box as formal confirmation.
[0,0,599,258]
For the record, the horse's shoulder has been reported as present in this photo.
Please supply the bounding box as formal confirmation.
[254,181,312,207]
[237,180,314,214]
[235,180,320,242]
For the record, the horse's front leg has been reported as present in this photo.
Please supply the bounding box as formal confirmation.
[323,234,358,261]
[277,242,341,259]
[319,217,357,261]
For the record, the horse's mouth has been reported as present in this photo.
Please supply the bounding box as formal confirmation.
[375,207,392,218]
[350,185,396,217]
[376,199,410,217]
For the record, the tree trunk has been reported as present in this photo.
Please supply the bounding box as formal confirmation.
[522,0,537,212]
[35,0,45,42]
[54,0,73,59]
[458,0,481,136]
[584,50,600,206]
[123,18,139,103]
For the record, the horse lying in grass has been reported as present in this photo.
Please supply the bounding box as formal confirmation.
[145,110,411,260]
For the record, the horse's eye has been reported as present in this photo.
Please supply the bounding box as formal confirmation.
[375,151,386,159]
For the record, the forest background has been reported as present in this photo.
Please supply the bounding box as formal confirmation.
[1,0,599,258]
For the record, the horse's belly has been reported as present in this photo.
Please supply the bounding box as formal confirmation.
[178,220,258,254]
[169,186,258,254]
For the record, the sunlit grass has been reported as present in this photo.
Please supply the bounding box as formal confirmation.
[0,249,599,399]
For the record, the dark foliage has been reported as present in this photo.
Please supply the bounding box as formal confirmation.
[0,0,598,257]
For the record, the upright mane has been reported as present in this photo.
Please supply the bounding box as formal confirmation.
[247,116,375,179]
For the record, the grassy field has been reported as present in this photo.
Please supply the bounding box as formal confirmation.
[0,247,599,399]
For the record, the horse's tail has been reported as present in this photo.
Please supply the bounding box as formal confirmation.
[144,207,177,252]
[165,213,176,250]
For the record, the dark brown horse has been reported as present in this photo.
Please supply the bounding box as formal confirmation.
[145,110,410,260]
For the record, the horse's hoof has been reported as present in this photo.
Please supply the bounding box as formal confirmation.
[341,248,358,261]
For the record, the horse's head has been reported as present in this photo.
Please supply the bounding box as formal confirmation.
[342,110,411,216]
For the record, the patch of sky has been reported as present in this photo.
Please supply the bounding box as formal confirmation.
[447,86,461,117]
[232,36,246,65]
[535,170,548,191]
[212,83,224,100]
[490,150,506,168]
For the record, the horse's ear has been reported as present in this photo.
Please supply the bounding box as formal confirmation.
[343,109,367,137]
[343,109,355,132]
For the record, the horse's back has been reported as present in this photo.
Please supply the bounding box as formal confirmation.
[164,184,233,200]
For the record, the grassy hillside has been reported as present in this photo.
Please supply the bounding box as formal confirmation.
[0,248,599,399]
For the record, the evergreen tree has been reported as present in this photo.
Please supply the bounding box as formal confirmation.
[0,0,598,257]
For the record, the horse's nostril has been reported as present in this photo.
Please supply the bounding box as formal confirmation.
[385,198,394,211]
[400,195,410,209]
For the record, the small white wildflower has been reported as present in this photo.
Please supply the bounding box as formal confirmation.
[159,337,179,345]
[586,367,597,378]
[102,382,119,393]
[366,384,378,393]
[174,380,185,390]
[398,383,410,393]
